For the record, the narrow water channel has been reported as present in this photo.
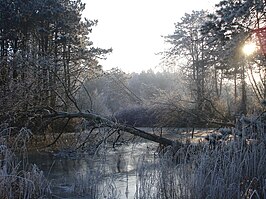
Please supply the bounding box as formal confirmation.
[28,141,158,198]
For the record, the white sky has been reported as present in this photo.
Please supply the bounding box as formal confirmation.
[82,0,219,73]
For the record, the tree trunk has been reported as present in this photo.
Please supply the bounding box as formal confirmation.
[43,111,179,147]
[240,65,247,115]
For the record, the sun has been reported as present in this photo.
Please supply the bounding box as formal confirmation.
[242,42,257,56]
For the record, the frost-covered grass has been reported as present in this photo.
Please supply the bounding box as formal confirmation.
[185,142,266,199]
[135,115,266,199]
[0,125,51,199]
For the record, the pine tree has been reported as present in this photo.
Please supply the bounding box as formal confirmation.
[0,0,111,115]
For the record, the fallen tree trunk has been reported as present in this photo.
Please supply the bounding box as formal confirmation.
[42,111,178,147]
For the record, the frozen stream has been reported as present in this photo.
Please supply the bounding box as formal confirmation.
[28,141,158,199]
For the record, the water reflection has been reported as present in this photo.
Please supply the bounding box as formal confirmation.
[28,141,157,198]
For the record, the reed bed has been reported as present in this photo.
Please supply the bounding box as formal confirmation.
[135,119,266,199]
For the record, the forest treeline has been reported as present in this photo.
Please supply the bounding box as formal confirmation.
[0,0,265,130]
[77,67,263,127]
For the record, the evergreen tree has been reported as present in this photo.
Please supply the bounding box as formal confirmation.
[165,10,219,112]
[0,0,111,116]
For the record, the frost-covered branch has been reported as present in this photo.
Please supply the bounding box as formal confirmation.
[41,111,178,147]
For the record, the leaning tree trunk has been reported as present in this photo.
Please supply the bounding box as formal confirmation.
[42,111,180,148]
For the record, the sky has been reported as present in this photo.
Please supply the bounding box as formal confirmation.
[82,0,220,73]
